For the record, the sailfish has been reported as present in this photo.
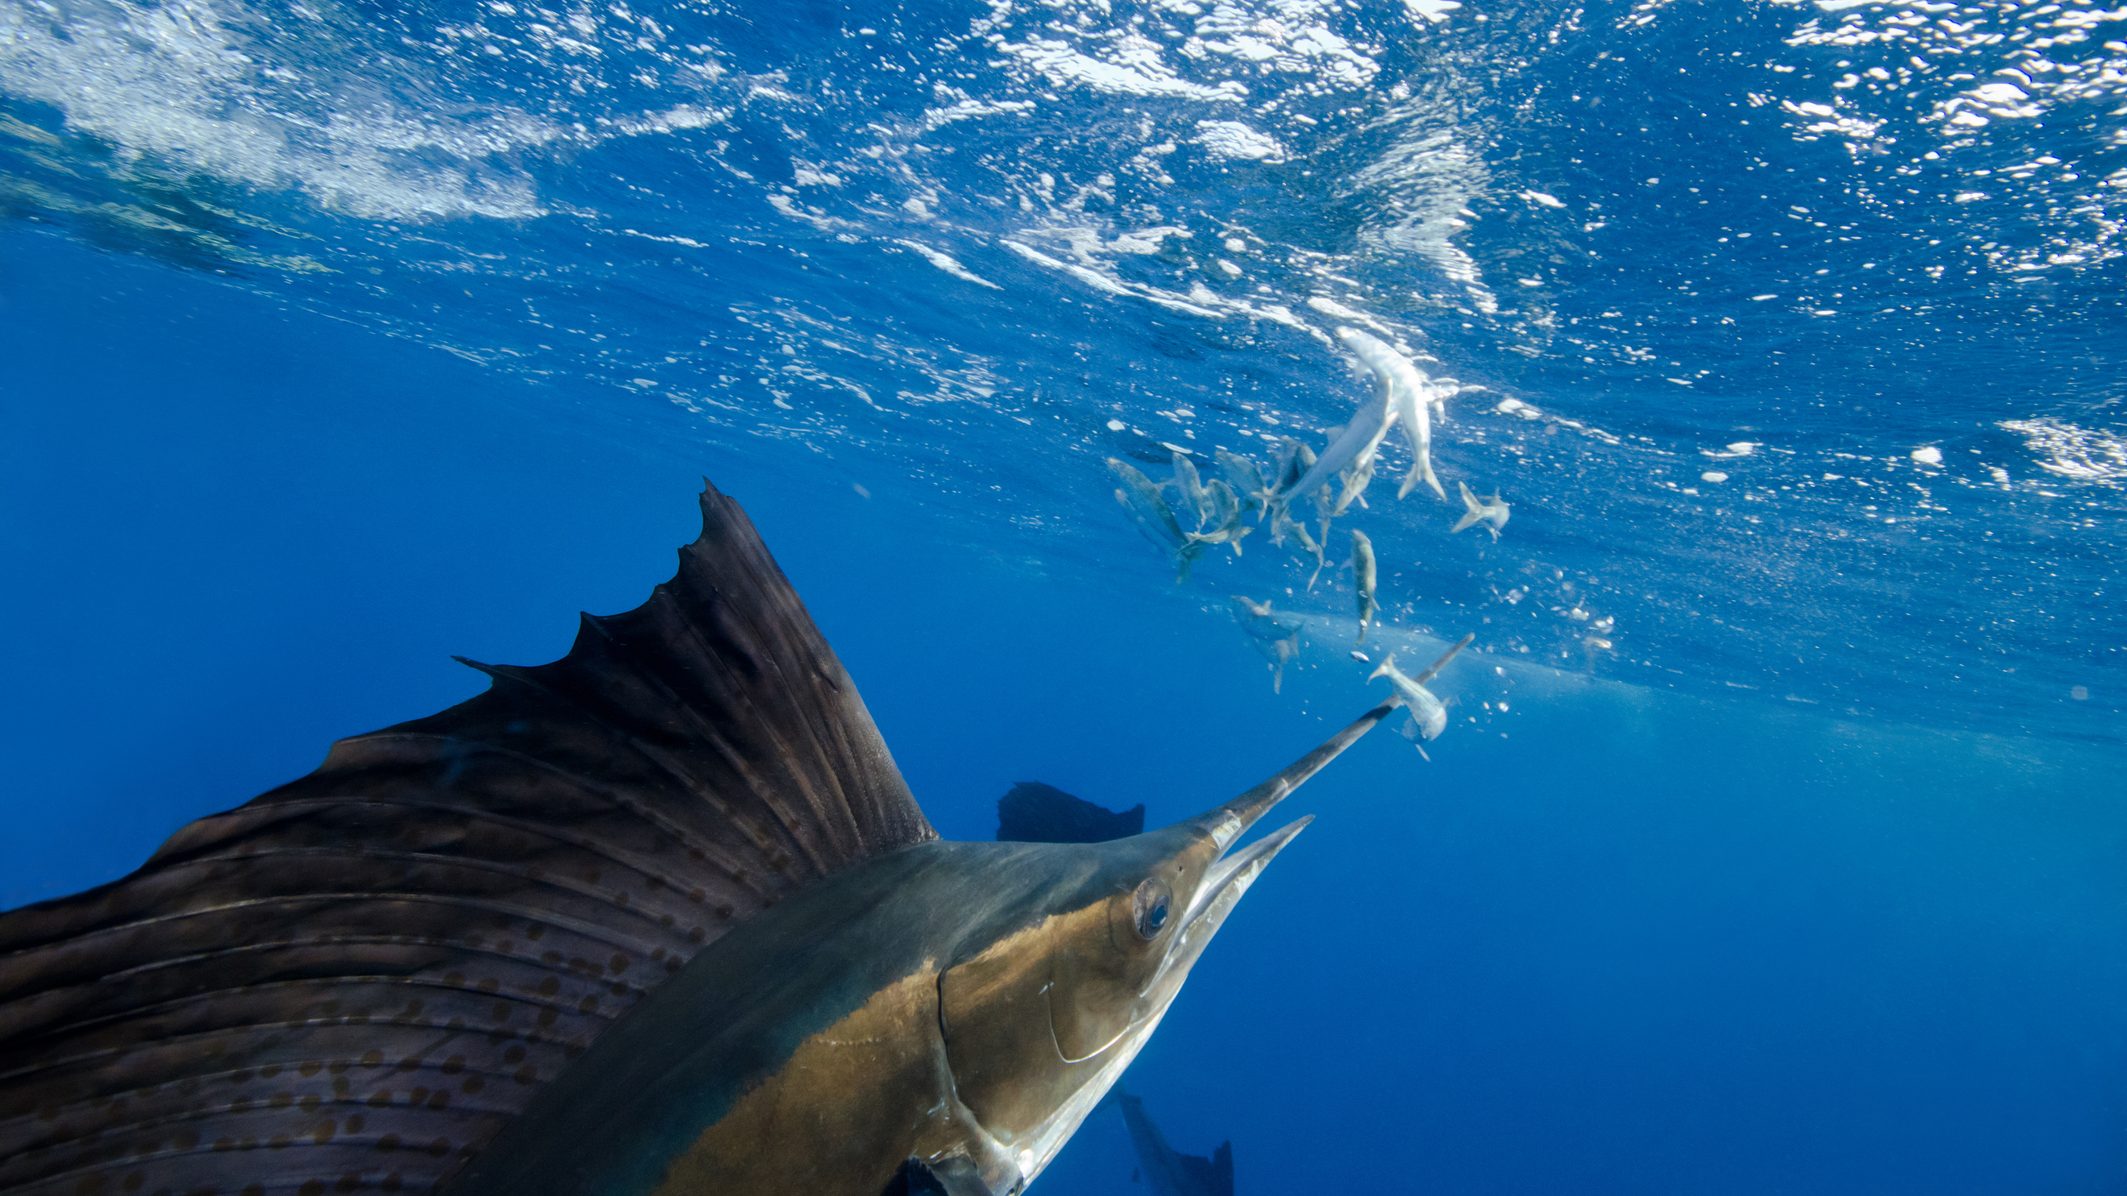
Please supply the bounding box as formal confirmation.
[1115,1089,1233,1196]
[0,482,1400,1196]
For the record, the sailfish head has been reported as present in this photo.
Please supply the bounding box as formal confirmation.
[937,702,1397,1183]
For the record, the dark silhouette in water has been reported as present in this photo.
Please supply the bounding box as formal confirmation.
[996,781,1145,843]
[1115,1089,1236,1196]
[0,482,1398,1196]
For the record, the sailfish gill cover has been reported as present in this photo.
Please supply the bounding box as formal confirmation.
[2,0,2124,1193]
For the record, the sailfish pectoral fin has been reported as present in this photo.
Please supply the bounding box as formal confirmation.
[885,1155,1014,1196]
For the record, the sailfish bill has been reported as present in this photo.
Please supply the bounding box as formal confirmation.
[0,483,1399,1196]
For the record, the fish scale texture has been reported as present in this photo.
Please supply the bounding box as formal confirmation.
[0,483,936,1196]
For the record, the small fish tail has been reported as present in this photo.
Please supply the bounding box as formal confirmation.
[1175,539,1205,583]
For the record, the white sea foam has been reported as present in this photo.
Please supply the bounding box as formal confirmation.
[1350,122,1496,312]
[921,97,1038,131]
[1196,119,1287,162]
[1186,0,1383,90]
[1003,238,1228,319]
[961,0,1488,324]
[0,0,747,222]
[617,228,711,249]
[0,0,564,219]
[992,32,1248,102]
[2000,418,2127,484]
[600,105,731,140]
[1768,0,2127,273]
[895,239,1003,290]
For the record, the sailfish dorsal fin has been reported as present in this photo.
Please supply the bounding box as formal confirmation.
[0,482,935,1195]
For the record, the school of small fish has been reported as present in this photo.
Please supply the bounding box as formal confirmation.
[1106,327,1521,757]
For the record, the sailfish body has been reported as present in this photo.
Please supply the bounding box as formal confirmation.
[0,483,1395,1196]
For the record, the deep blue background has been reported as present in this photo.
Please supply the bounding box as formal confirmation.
[6,0,2127,1188]
[5,225,2123,1192]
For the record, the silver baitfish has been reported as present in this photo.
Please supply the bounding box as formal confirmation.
[1213,448,1273,518]
[1170,450,1215,527]
[1368,634,1475,759]
[1451,480,1510,540]
[1337,326,1449,502]
[1350,528,1378,643]
[1111,456,1206,581]
[1230,595,1303,694]
[1278,367,1398,510]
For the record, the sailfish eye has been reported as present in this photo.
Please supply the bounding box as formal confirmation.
[1131,878,1173,941]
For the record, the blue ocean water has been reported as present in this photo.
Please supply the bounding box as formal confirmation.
[3,0,2125,1191]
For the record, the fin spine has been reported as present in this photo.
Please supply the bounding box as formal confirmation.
[459,617,839,877]
[319,732,792,883]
